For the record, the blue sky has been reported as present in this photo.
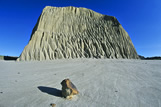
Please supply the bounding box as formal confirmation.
[0,0,161,57]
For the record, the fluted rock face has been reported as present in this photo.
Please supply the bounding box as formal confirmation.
[17,6,139,61]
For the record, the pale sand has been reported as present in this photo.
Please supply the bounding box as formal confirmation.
[0,59,161,107]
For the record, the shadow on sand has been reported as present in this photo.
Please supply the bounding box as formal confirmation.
[38,86,62,97]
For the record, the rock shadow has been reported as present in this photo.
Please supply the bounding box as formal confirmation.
[103,15,120,27]
[38,86,62,97]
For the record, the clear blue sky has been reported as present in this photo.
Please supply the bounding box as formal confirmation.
[0,0,161,57]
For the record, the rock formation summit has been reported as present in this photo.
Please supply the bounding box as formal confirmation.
[17,6,139,61]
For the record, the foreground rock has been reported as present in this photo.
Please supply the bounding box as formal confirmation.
[17,6,139,61]
[50,103,56,107]
[61,79,79,99]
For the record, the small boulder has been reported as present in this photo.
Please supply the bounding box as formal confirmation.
[61,79,79,99]
[50,103,56,107]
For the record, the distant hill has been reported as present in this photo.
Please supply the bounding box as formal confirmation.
[0,55,4,60]
[0,55,18,61]
[139,55,161,60]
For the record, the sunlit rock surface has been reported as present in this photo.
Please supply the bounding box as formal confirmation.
[17,6,139,61]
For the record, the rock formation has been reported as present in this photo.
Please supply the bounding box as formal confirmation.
[61,79,79,99]
[17,6,139,61]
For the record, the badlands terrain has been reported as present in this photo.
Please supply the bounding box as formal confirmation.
[0,6,160,107]
[0,59,161,107]
[18,6,138,61]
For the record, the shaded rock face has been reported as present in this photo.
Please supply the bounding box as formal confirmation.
[17,6,139,61]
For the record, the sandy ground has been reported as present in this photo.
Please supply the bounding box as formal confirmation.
[0,59,161,107]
